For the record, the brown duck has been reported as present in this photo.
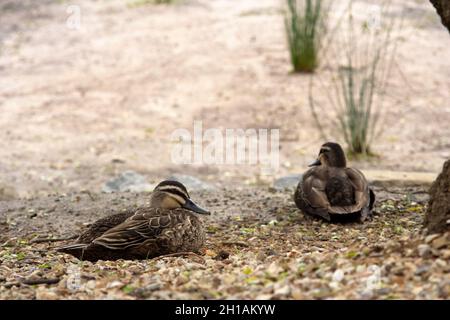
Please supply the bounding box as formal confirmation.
[57,180,210,262]
[294,142,375,221]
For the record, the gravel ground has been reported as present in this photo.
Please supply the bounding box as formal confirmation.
[0,186,448,300]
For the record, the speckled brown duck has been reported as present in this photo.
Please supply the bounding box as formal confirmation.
[57,180,210,262]
[294,142,375,222]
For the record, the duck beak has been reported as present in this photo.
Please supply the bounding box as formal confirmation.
[308,158,321,167]
[183,199,210,215]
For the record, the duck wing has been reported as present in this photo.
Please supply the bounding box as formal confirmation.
[77,210,135,243]
[91,208,181,250]
[328,168,371,215]
[56,210,135,257]
[294,169,332,220]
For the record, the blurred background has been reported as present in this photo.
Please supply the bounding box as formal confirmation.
[0,0,449,198]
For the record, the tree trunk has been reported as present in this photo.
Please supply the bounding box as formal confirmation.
[424,1,450,233]
[430,0,450,32]
[425,160,450,234]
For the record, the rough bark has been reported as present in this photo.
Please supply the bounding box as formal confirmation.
[425,159,450,234]
[430,0,450,32]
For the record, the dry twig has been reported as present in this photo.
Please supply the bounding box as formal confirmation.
[30,235,77,244]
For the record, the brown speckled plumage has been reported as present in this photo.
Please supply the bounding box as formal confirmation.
[294,142,375,222]
[57,181,209,262]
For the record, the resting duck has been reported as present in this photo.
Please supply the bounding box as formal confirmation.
[57,180,210,262]
[294,142,375,222]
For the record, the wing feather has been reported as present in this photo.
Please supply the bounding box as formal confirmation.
[328,168,370,214]
[302,171,330,210]
[92,208,179,250]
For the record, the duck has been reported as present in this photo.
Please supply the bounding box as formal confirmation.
[294,142,375,222]
[57,180,210,262]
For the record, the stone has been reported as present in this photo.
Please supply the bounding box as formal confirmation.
[272,174,302,191]
[256,251,266,261]
[415,265,430,276]
[131,283,161,298]
[167,174,215,191]
[266,262,283,275]
[425,234,440,244]
[35,288,59,300]
[434,259,447,268]
[375,288,392,295]
[332,269,345,282]
[417,244,432,258]
[291,288,304,299]
[273,285,291,296]
[106,281,124,289]
[175,275,189,286]
[359,289,375,300]
[431,234,448,250]
[102,171,154,193]
[440,249,450,259]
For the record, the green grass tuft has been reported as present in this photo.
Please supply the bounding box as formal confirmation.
[284,0,329,73]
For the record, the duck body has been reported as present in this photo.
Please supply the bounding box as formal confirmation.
[57,180,209,262]
[294,142,375,222]
[58,208,204,262]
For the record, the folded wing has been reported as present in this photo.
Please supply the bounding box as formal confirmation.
[92,208,176,250]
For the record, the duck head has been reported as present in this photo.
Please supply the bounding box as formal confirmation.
[309,142,347,168]
[149,180,210,215]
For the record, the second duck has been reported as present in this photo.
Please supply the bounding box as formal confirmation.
[294,142,375,222]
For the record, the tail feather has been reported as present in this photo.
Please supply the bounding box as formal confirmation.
[369,189,376,210]
[57,243,88,259]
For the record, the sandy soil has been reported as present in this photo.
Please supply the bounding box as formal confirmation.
[0,0,449,198]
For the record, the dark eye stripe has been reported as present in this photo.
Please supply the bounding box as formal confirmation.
[156,181,189,195]
[158,186,189,200]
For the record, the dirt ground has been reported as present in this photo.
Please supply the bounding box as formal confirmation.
[1,0,450,198]
[0,186,449,300]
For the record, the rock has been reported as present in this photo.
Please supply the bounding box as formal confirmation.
[102,171,154,193]
[131,283,161,298]
[272,174,302,191]
[0,183,18,201]
[214,250,230,261]
[291,288,304,299]
[425,234,440,244]
[424,159,450,234]
[434,259,447,268]
[273,284,291,296]
[375,287,391,295]
[266,262,283,275]
[359,289,375,300]
[167,174,216,191]
[256,251,266,261]
[440,249,450,259]
[417,244,432,258]
[174,275,189,286]
[391,266,405,276]
[185,262,204,271]
[332,269,345,282]
[35,288,59,300]
[415,265,430,276]
[431,234,449,250]
[107,281,124,289]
